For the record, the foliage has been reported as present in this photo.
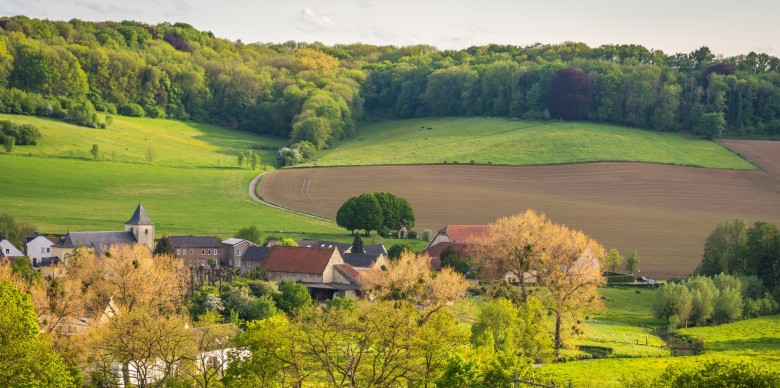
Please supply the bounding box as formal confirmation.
[626,249,640,274]
[361,250,468,323]
[657,360,780,387]
[277,237,298,247]
[351,233,364,253]
[153,235,174,254]
[0,280,76,387]
[336,192,383,235]
[0,120,41,145]
[235,225,263,245]
[548,68,592,120]
[471,298,553,362]
[387,243,411,260]
[603,248,623,274]
[2,134,12,153]
[90,143,98,160]
[272,280,311,315]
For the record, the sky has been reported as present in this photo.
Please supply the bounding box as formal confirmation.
[1,0,778,57]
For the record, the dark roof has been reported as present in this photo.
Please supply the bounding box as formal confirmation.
[342,253,378,268]
[54,231,138,256]
[169,236,221,247]
[362,244,387,257]
[125,203,154,225]
[262,246,337,274]
[37,257,61,267]
[297,239,351,253]
[243,246,271,263]
[438,225,490,244]
[334,264,362,284]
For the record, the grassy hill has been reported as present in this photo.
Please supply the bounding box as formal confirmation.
[0,114,284,167]
[306,117,756,170]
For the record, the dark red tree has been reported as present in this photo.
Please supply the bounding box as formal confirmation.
[547,68,592,120]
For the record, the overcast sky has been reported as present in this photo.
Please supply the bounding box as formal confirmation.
[2,0,778,57]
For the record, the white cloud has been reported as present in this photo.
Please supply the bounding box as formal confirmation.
[74,0,135,13]
[300,8,336,28]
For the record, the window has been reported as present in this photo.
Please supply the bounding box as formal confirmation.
[201,249,206,255]
[246,262,251,267]
[5,249,8,254]
[46,247,50,253]
[176,249,180,255]
[145,229,148,235]
[189,249,193,255]
[41,247,46,253]
[208,249,211,255]
[235,249,241,256]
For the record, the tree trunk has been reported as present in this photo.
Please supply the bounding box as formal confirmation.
[554,313,562,356]
[122,362,131,387]
[519,276,527,303]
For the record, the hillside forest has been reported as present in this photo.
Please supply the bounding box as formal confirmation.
[2,16,780,155]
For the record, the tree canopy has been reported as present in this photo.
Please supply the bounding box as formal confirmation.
[336,192,415,235]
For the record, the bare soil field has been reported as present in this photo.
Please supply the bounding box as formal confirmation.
[717,139,780,177]
[260,159,780,279]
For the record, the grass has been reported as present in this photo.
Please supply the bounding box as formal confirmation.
[306,117,756,169]
[542,288,780,387]
[0,114,284,167]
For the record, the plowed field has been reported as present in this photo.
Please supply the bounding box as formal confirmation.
[260,146,780,279]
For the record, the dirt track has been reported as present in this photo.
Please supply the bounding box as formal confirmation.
[260,152,780,279]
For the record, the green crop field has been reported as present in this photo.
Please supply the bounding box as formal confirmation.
[305,117,756,169]
[0,114,284,167]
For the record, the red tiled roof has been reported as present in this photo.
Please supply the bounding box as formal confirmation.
[334,264,361,283]
[439,225,490,244]
[47,236,62,244]
[262,246,336,274]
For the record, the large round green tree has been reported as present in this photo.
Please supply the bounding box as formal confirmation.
[336,192,415,236]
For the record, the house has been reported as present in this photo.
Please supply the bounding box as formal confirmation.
[0,239,24,260]
[25,232,58,264]
[261,246,362,300]
[425,225,490,250]
[221,238,257,268]
[237,245,271,273]
[169,236,222,268]
[297,239,388,268]
[51,203,155,259]
[502,270,538,285]
[37,257,64,279]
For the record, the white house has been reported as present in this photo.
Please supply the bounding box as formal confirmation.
[0,239,24,259]
[25,233,56,263]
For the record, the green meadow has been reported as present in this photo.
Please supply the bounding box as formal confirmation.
[542,287,780,387]
[306,117,756,169]
[0,114,284,167]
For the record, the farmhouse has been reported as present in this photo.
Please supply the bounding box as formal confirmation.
[261,245,362,300]
[237,245,271,273]
[425,224,490,249]
[297,239,388,268]
[220,238,257,268]
[24,232,58,264]
[50,203,155,259]
[169,235,222,268]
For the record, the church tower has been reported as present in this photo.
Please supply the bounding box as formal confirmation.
[124,203,155,250]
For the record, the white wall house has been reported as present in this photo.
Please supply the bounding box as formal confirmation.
[26,234,54,263]
[0,239,24,258]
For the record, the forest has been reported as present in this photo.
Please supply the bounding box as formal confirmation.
[1,16,780,153]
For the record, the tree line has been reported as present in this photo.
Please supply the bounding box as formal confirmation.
[2,17,780,156]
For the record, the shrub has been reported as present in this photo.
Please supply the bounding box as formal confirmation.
[117,103,146,117]
[407,230,418,240]
[377,225,390,238]
[606,275,635,283]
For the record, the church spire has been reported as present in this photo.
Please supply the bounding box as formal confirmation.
[125,203,154,225]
